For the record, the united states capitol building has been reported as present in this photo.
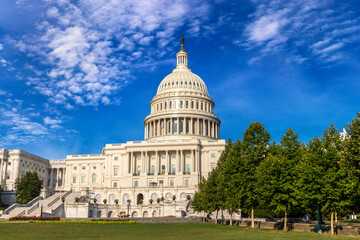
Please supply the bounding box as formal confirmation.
[0,38,226,218]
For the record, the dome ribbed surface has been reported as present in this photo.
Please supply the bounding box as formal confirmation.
[156,70,209,96]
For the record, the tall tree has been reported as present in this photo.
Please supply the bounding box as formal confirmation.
[235,122,271,228]
[340,113,360,216]
[15,172,42,204]
[256,128,303,231]
[297,124,345,234]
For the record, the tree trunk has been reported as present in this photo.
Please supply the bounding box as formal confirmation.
[230,212,233,226]
[203,211,205,223]
[284,209,288,232]
[251,207,255,228]
[335,211,337,223]
[331,211,334,235]
[215,210,218,224]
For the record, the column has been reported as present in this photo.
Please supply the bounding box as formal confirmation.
[207,120,210,137]
[170,118,173,134]
[218,124,220,138]
[180,150,184,174]
[195,150,199,173]
[203,119,206,136]
[165,151,169,174]
[214,123,217,138]
[87,163,91,184]
[197,119,200,135]
[129,152,133,174]
[133,153,137,174]
[155,151,159,174]
[190,118,193,134]
[3,159,8,187]
[177,117,180,134]
[0,159,3,186]
[50,168,54,188]
[145,152,148,173]
[13,159,20,181]
[100,163,103,184]
[176,150,180,173]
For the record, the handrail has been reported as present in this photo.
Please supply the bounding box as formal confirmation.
[27,202,39,214]
[48,196,60,207]
[26,196,43,207]
[4,203,19,214]
[17,210,25,217]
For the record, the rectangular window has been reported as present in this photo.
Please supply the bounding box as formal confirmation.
[162,155,165,159]
[113,182,118,187]
[134,181,138,187]
[170,180,174,186]
[186,154,190,158]
[152,156,155,159]
[82,166,86,170]
[114,168,118,176]
[73,177,76,183]
[137,156,141,160]
[115,157,118,160]
[81,176,85,183]
[185,179,189,186]
[73,166,77,170]
[172,154,176,159]
[211,153,215,158]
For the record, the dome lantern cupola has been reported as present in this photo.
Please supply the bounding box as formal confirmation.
[175,35,190,72]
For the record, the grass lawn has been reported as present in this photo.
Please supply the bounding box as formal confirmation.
[0,222,358,240]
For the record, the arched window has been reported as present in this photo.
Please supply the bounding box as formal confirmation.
[186,164,190,173]
[172,164,176,174]
[165,102,167,109]
[157,104,158,111]
[205,103,207,111]
[137,166,141,175]
[160,103,162,110]
[201,102,203,110]
[169,101,172,109]
[180,100,183,108]
[161,165,165,174]
[191,101,194,109]
[185,101,188,108]
[123,193,129,205]
[92,174,96,183]
[151,165,155,174]
[196,102,199,109]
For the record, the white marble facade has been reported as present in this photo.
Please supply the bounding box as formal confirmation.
[0,38,226,217]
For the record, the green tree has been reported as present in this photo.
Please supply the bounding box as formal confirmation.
[340,113,360,218]
[235,122,271,228]
[15,172,42,204]
[298,124,345,234]
[256,154,298,231]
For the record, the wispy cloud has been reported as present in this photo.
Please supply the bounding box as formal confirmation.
[5,0,210,108]
[241,0,360,65]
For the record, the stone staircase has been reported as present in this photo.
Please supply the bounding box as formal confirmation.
[1,190,81,219]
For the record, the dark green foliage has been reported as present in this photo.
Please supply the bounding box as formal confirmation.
[190,115,360,226]
[341,113,360,213]
[15,172,42,204]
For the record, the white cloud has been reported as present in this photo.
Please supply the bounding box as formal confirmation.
[241,0,360,65]
[43,116,62,125]
[0,44,3,50]
[7,0,211,108]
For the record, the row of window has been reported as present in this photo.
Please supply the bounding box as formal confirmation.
[73,173,98,184]
[159,80,205,90]
[152,99,213,113]
[73,165,103,170]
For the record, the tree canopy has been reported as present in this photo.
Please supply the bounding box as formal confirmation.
[15,172,43,204]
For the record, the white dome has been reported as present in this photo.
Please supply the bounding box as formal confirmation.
[156,70,209,96]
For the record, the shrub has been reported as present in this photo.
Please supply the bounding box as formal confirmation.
[9,216,60,221]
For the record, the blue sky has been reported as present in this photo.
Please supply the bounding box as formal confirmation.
[1,0,360,159]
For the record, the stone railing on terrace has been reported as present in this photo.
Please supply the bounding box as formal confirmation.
[67,154,103,159]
